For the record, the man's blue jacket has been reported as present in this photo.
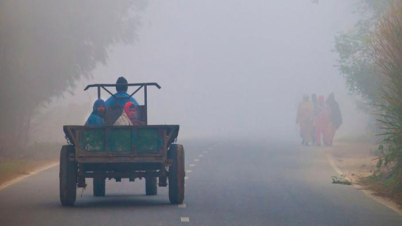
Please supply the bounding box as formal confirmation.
[105,92,139,108]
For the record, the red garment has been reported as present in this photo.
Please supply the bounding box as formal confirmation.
[123,102,134,117]
[315,125,326,146]
[123,102,145,125]
[314,105,329,128]
[314,96,330,146]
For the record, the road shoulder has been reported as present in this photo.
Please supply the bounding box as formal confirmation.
[323,142,402,216]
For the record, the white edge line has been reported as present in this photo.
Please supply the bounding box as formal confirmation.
[326,153,349,180]
[326,153,402,216]
[0,162,59,191]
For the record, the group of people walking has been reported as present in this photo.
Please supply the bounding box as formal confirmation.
[85,77,146,126]
[296,93,342,146]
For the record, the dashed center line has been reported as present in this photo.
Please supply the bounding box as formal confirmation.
[185,176,189,180]
[194,159,200,162]
[189,164,196,167]
[186,170,192,173]
[181,217,190,222]
[199,154,204,157]
[178,204,187,208]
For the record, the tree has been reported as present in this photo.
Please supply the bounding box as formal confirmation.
[336,0,402,192]
[334,0,392,106]
[0,0,147,156]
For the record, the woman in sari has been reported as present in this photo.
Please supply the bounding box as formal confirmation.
[124,102,146,126]
[314,96,330,146]
[296,95,314,146]
[114,102,133,126]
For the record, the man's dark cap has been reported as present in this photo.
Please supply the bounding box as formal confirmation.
[116,77,128,92]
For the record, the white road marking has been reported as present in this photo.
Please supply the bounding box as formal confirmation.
[189,164,196,167]
[199,154,204,157]
[181,217,190,222]
[194,159,199,162]
[326,154,350,180]
[186,170,192,173]
[185,177,189,180]
[203,151,208,154]
[178,204,186,208]
[208,147,213,150]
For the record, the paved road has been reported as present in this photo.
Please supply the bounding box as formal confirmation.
[0,138,401,226]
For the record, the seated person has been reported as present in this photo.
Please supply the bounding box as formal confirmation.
[85,99,106,126]
[124,102,146,125]
[114,103,132,126]
[105,77,139,108]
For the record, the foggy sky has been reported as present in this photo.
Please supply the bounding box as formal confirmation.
[47,0,368,142]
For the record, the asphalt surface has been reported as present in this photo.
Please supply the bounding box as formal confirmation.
[0,138,402,226]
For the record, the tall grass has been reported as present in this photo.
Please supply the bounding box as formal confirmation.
[371,0,402,193]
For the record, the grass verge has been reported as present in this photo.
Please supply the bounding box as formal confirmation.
[0,160,55,187]
[0,142,61,187]
[358,172,402,209]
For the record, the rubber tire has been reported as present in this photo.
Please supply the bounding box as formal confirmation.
[168,144,185,204]
[145,177,158,195]
[59,145,77,206]
[93,177,106,197]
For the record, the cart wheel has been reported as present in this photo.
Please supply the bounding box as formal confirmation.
[168,144,185,204]
[93,177,106,197]
[59,145,77,206]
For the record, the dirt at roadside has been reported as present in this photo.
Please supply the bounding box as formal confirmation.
[0,142,61,188]
[0,159,57,187]
[323,141,402,213]
[324,142,378,182]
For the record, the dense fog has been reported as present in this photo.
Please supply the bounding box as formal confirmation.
[3,0,370,144]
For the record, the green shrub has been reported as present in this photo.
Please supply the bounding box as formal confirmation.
[372,0,402,193]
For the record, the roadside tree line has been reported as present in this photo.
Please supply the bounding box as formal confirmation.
[0,0,147,157]
[335,0,402,194]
